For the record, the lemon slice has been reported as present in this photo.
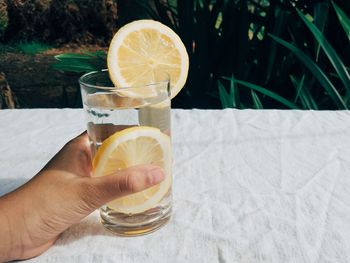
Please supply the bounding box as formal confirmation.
[107,19,189,99]
[93,126,172,214]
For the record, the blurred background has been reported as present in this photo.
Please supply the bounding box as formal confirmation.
[0,0,349,109]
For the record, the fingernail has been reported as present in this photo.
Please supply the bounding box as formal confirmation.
[151,168,165,184]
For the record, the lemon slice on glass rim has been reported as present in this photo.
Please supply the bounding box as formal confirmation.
[107,19,189,99]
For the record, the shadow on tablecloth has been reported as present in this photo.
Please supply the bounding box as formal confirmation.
[54,212,114,246]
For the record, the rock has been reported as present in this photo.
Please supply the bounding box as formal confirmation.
[0,72,18,109]
[48,0,118,45]
[3,0,118,45]
[0,50,90,108]
[0,0,8,38]
[4,0,52,41]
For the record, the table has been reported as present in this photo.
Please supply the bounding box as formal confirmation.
[1,109,350,263]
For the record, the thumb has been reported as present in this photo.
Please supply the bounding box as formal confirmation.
[89,164,165,208]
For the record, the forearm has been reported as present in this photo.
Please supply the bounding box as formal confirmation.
[0,194,24,262]
[0,179,58,262]
[0,212,12,262]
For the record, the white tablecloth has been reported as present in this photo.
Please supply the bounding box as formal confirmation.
[1,109,350,263]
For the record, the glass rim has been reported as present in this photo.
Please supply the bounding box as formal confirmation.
[79,69,170,91]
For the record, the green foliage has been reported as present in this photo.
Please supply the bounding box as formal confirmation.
[53,51,107,73]
[332,1,350,41]
[290,75,318,110]
[261,4,350,110]
[16,41,51,55]
[314,1,329,62]
[52,0,350,109]
[251,90,263,109]
[296,9,350,96]
[218,79,235,108]
[152,0,350,109]
[268,34,347,109]
[222,76,299,109]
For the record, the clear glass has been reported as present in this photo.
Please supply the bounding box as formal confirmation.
[79,70,172,236]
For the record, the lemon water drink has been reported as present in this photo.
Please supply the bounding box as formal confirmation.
[80,70,172,235]
[79,19,189,235]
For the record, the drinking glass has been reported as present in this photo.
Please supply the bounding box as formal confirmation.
[79,70,172,236]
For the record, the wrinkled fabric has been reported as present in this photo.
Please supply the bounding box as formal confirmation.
[1,109,350,263]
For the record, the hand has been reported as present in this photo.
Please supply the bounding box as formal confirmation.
[0,132,165,262]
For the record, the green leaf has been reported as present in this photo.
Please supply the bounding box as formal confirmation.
[290,75,318,110]
[292,74,306,103]
[223,77,299,109]
[314,2,329,62]
[197,0,205,9]
[82,50,107,59]
[330,66,350,79]
[53,51,107,73]
[296,9,350,96]
[229,74,239,108]
[269,34,347,109]
[218,80,230,108]
[298,92,310,109]
[331,1,350,41]
[55,51,106,60]
[251,90,263,109]
[265,7,288,84]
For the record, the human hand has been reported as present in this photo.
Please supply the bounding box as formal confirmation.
[0,132,165,262]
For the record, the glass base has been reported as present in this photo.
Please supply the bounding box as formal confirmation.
[100,204,171,236]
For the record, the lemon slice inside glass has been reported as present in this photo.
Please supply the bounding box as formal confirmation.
[93,126,172,214]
